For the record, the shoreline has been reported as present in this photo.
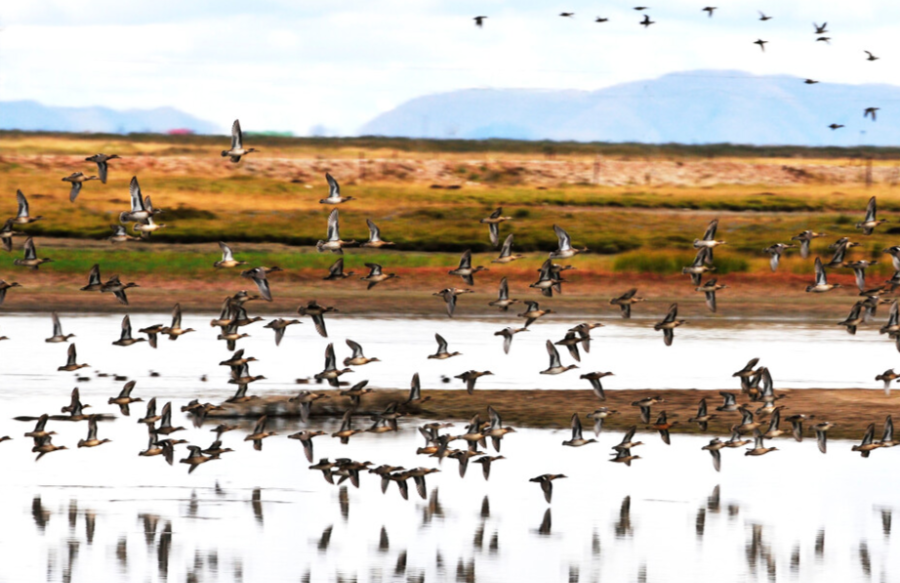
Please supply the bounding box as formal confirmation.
[203,388,898,441]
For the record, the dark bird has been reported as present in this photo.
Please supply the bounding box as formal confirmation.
[804,79,819,84]
[640,14,654,28]
[559,12,574,18]
[85,153,120,184]
[595,17,609,23]
[702,7,716,17]
[813,22,828,34]
[828,124,844,130]
[816,37,830,44]
[474,16,487,27]
[864,107,879,121]
[758,11,772,21]
[754,39,768,52]
[865,50,879,62]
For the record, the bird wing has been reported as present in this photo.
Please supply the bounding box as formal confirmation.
[231,119,243,150]
[129,177,145,212]
[435,333,449,353]
[324,343,336,370]
[366,219,381,242]
[814,257,827,286]
[498,234,513,258]
[325,173,340,200]
[346,339,364,358]
[16,190,30,218]
[23,237,36,261]
[703,219,718,241]
[553,225,572,251]
[219,242,235,262]
[546,340,562,369]
[865,196,877,223]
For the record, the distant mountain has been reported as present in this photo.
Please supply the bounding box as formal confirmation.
[0,100,220,134]
[359,71,899,146]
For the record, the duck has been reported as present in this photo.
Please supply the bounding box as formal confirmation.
[631,397,663,424]
[518,301,553,327]
[484,406,516,451]
[876,368,899,394]
[214,242,246,268]
[360,263,398,289]
[428,333,461,359]
[160,303,195,340]
[314,343,353,386]
[131,212,166,238]
[586,408,617,435]
[79,264,104,293]
[492,234,523,263]
[341,380,374,408]
[612,426,644,452]
[760,407,787,439]
[108,380,143,416]
[245,415,277,451]
[683,248,715,285]
[402,373,431,407]
[826,238,859,267]
[568,322,602,349]
[264,318,301,346]
[688,398,716,431]
[764,243,794,272]
[554,332,586,362]
[288,430,327,462]
[309,458,337,484]
[62,172,98,202]
[25,414,55,439]
[494,327,528,354]
[108,224,139,243]
[77,417,111,448]
[852,424,880,458]
[112,315,146,347]
[812,421,835,454]
[343,339,380,366]
[877,416,899,448]
[549,225,587,259]
[696,278,727,313]
[156,402,185,436]
[221,119,256,162]
[58,344,89,372]
[693,219,726,259]
[138,433,175,465]
[362,219,394,247]
[118,177,157,223]
[240,267,274,301]
[101,275,139,305]
[649,411,678,445]
[137,323,165,348]
[201,440,234,458]
[488,277,518,311]
[180,446,218,473]
[806,257,842,293]
[297,300,337,338]
[723,427,751,448]
[843,260,878,292]
[324,258,354,280]
[562,414,597,447]
[0,218,22,251]
[45,312,75,343]
[791,230,826,259]
[12,190,42,224]
[744,431,778,456]
[531,258,563,297]
[448,250,488,285]
[85,153,120,183]
[454,370,493,394]
[228,361,266,387]
[320,173,354,204]
[219,348,257,368]
[610,447,640,465]
[653,303,685,346]
[14,237,51,269]
[136,397,161,426]
[702,438,725,472]
[480,207,513,246]
[332,409,362,444]
[32,436,68,461]
[529,474,567,503]
[541,341,578,375]
[433,287,473,318]
[473,455,505,481]
[837,302,865,335]
[316,209,357,254]
[288,391,327,423]
[609,288,644,318]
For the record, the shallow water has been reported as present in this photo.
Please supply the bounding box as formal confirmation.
[1,313,898,582]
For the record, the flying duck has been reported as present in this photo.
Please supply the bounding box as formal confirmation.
[316,208,357,254]
[581,372,614,401]
[454,370,493,394]
[14,237,51,269]
[320,173,354,204]
[653,303,685,346]
[492,234,523,263]
[449,250,488,285]
[480,208,512,247]
[58,344,89,372]
[360,263,398,289]
[108,380,142,416]
[541,340,578,375]
[489,277,518,311]
[264,318,301,346]
[529,474,567,503]
[433,287,472,317]
[297,300,337,337]
[314,343,353,386]
[550,225,587,259]
[62,172,99,202]
[857,196,886,235]
[609,288,643,318]
[12,190,42,224]
[562,414,596,447]
[45,312,75,343]
[806,257,841,293]
[428,333,460,359]
[221,119,256,162]
[362,219,394,248]
[85,153,120,184]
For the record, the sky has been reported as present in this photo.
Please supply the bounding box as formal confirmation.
[0,1,898,136]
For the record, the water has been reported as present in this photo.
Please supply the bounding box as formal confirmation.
[1,314,898,582]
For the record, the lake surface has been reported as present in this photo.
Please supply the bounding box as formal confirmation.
[0,313,898,582]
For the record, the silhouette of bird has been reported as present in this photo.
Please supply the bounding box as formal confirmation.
[828,124,844,130]
[640,14,654,28]
[474,16,487,27]
[754,39,768,52]
[702,7,716,17]
[813,22,828,34]
[758,11,772,21]
[865,107,879,121]
[865,51,879,61]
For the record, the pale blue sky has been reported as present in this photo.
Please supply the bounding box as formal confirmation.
[0,1,896,135]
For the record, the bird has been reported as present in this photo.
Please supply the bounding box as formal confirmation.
[58,344,89,372]
[693,219,726,261]
[640,14,654,28]
[696,279,727,313]
[180,446,218,473]
[85,153,119,184]
[264,318,301,346]
[314,343,353,386]
[221,119,256,162]
[492,234,524,264]
[343,339,380,366]
[531,259,563,298]
[828,124,844,130]
[433,288,472,317]
[45,312,75,343]
[595,17,609,23]
[454,370,493,394]
[609,288,643,318]
[119,177,158,223]
[702,439,724,472]
[428,333,460,360]
[112,316,146,347]
[489,277,518,311]
[758,11,772,21]
[449,250,488,285]
[362,219,394,248]
[62,172,98,202]
[649,411,678,445]
[550,225,587,259]
[682,248,715,285]
[744,431,778,456]
[360,263,398,290]
[562,414,596,447]
[865,50,879,62]
[474,16,487,27]
[518,301,553,327]
[108,380,142,416]
[653,304,685,346]
[77,417,111,448]
[288,430,327,463]
[320,173,355,205]
[156,402,185,436]
[688,399,716,432]
[12,190,42,225]
[857,196,886,235]
[100,274,139,305]
[805,79,819,85]
[529,474,566,503]
[876,369,899,394]
[108,224,138,243]
[813,22,828,34]
[754,39,768,52]
[324,257,354,280]
[245,415,277,451]
[494,327,528,355]
[813,421,834,454]
[297,300,337,338]
[214,242,246,268]
[852,424,879,458]
[331,409,362,444]
[541,340,578,375]
[764,243,794,272]
[816,37,830,44]
[161,303,196,340]
[702,7,716,17]
[241,267,273,301]
[791,230,826,259]
[480,208,512,247]
[559,12,574,18]
[14,237,51,269]
[581,372,614,401]
[865,107,880,121]
[554,332,586,362]
[316,208,357,254]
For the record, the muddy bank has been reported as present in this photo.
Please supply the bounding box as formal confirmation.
[202,388,896,441]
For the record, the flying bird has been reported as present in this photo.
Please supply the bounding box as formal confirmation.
[221,119,256,162]
[813,22,828,34]
[640,14,654,28]
[702,7,716,17]
[864,107,879,121]
[865,50,879,61]
[828,124,844,130]
[758,11,772,21]
[474,16,487,27]
[754,39,768,52]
